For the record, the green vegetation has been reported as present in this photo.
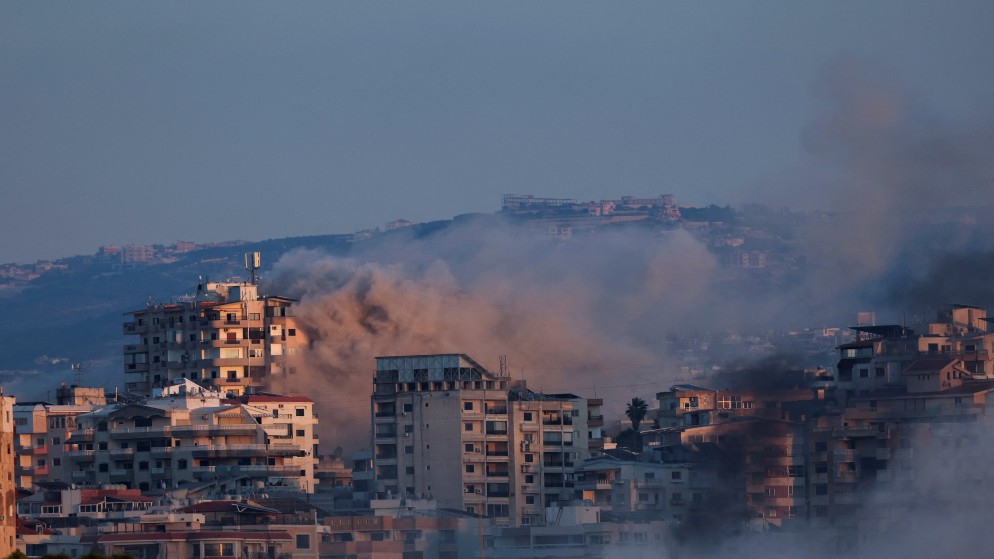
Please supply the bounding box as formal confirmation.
[625,397,649,450]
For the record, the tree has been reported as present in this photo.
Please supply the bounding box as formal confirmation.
[625,397,649,450]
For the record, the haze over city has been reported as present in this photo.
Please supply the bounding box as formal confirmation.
[3,1,994,264]
[2,3,994,559]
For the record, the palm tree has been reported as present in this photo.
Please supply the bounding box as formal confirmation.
[626,397,649,450]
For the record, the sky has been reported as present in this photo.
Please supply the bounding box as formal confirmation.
[1,1,992,264]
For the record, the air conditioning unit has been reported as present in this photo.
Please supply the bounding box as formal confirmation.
[475,489,483,494]
[403,433,410,438]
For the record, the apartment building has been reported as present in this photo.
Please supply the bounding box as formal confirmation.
[575,453,699,522]
[1,390,16,558]
[370,354,598,527]
[86,511,317,559]
[13,385,106,490]
[917,304,994,377]
[322,500,473,559]
[123,281,304,396]
[65,380,317,493]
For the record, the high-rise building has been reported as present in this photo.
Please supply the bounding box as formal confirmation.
[370,354,600,527]
[1,389,17,558]
[123,281,305,396]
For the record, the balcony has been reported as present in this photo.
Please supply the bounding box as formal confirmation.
[31,445,48,455]
[192,444,302,459]
[123,322,147,335]
[832,449,857,460]
[576,480,613,491]
[832,427,882,438]
[110,448,135,458]
[72,470,94,482]
[110,470,134,482]
[67,449,95,460]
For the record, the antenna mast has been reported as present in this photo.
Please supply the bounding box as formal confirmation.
[245,252,261,285]
[71,363,84,386]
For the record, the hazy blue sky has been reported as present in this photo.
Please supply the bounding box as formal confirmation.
[2,1,992,264]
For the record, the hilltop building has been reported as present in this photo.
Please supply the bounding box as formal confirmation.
[123,279,304,396]
[370,354,603,527]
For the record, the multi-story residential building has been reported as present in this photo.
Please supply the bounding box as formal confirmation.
[322,500,473,559]
[123,280,304,396]
[86,511,317,559]
[1,389,16,558]
[575,452,700,522]
[917,304,994,377]
[13,385,106,490]
[370,354,599,527]
[65,380,317,493]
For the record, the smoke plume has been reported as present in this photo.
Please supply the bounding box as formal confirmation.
[266,222,721,448]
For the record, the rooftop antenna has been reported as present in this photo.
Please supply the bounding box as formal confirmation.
[498,354,508,378]
[245,252,261,285]
[71,363,84,386]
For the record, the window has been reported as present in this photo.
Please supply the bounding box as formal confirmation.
[524,454,534,463]
[464,402,474,411]
[486,504,510,518]
[465,443,474,452]
[523,412,533,421]
[405,446,414,454]
[296,408,305,417]
[465,464,475,473]
[177,459,188,470]
[288,329,296,337]
[671,471,682,480]
[403,404,413,412]
[465,423,473,432]
[296,430,305,437]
